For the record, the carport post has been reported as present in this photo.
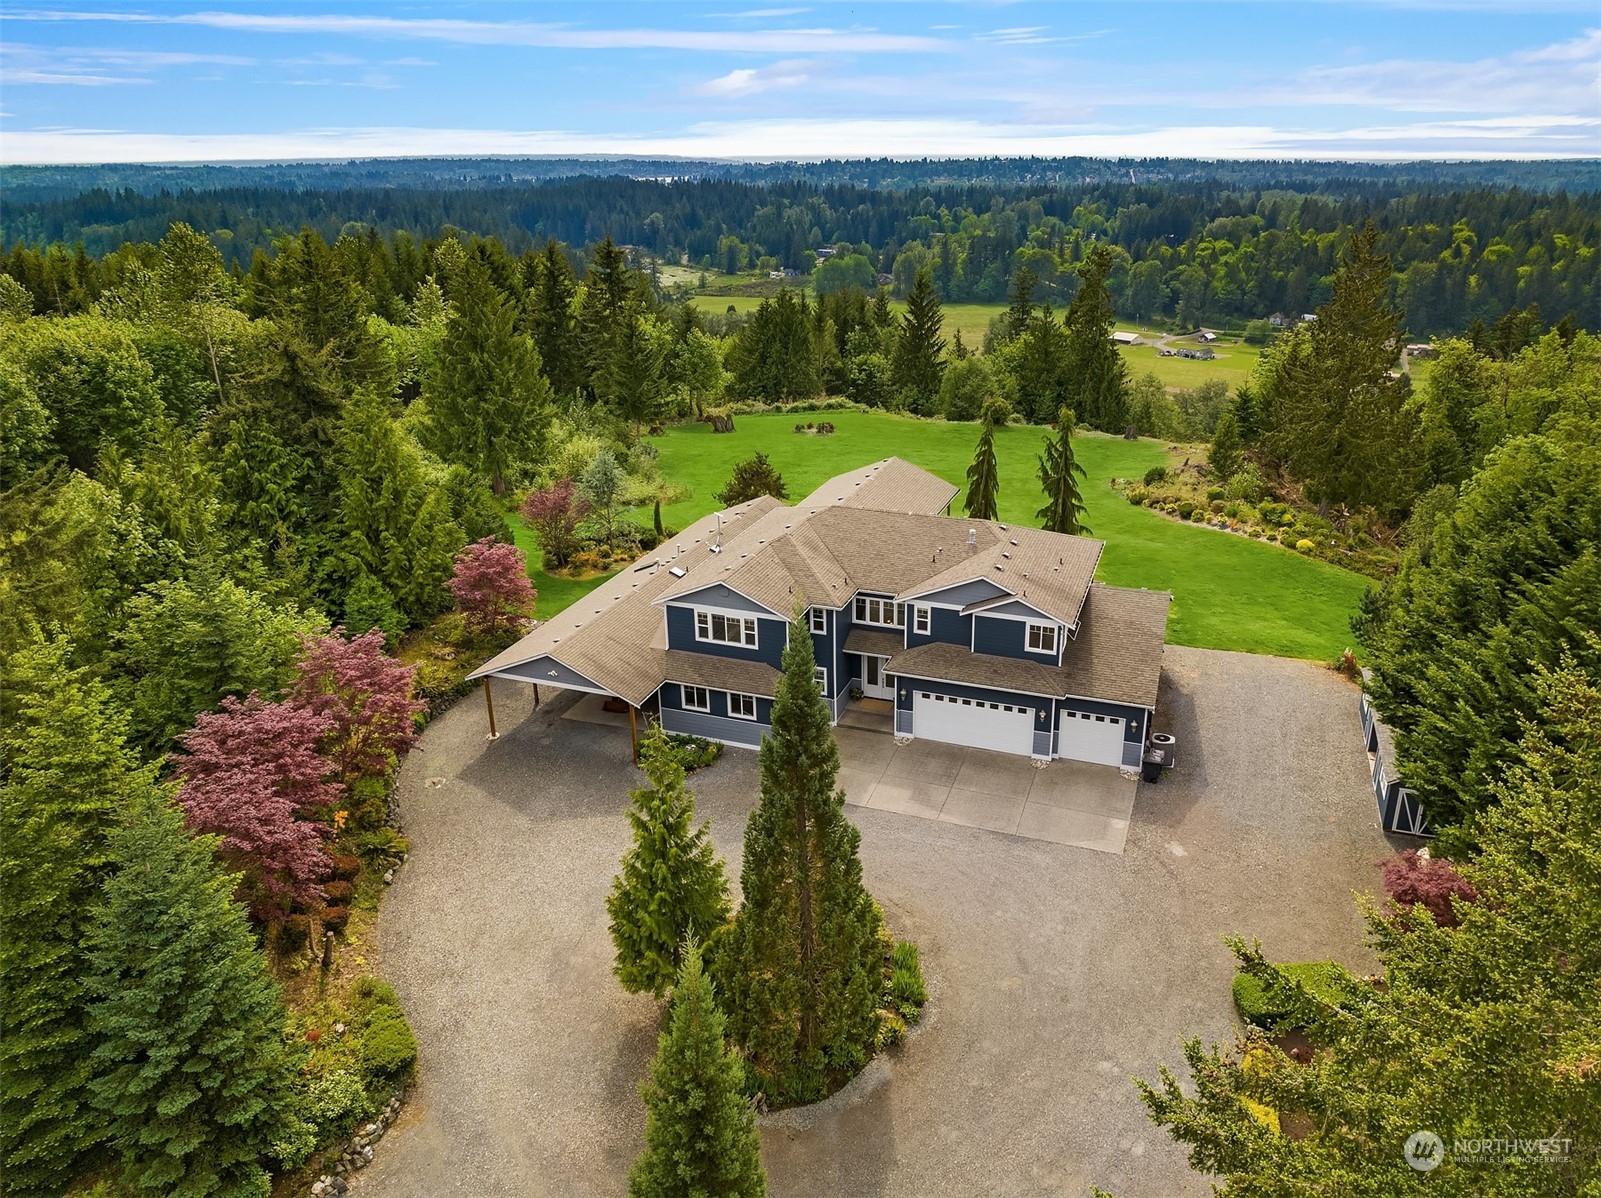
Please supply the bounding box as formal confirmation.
[483,677,498,739]
[629,704,639,764]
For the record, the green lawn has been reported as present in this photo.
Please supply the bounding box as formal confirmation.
[505,511,622,617]
[1118,339,1261,391]
[604,412,1368,660]
[688,295,1002,348]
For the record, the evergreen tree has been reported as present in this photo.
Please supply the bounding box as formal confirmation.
[85,787,295,1198]
[425,253,553,497]
[629,941,766,1198]
[890,267,946,414]
[523,240,581,399]
[607,728,731,998]
[1037,407,1091,536]
[600,312,668,440]
[714,453,788,507]
[964,417,1000,521]
[1209,410,1244,482]
[335,390,464,625]
[1007,304,1072,424]
[577,236,641,397]
[718,613,883,1103]
[1256,223,1417,514]
[1005,265,1038,341]
[1061,244,1130,433]
[1,639,147,1194]
[725,290,819,404]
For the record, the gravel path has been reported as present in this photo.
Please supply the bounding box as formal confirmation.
[355,646,1390,1197]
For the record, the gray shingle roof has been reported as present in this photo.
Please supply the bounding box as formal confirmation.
[885,584,1172,709]
[843,628,904,657]
[662,651,781,699]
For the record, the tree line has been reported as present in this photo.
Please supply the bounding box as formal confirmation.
[5,173,1596,335]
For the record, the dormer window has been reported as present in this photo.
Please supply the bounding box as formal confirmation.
[853,596,905,628]
[696,610,757,647]
[1027,622,1058,654]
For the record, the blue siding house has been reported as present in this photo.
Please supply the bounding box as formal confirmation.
[472,458,1170,769]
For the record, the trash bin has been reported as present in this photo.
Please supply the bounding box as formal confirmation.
[1141,747,1168,783]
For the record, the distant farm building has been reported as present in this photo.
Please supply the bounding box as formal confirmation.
[1406,343,1440,360]
[1198,331,1217,343]
[1111,330,1140,345]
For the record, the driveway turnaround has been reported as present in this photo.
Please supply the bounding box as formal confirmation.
[356,646,1391,1198]
[837,730,1137,851]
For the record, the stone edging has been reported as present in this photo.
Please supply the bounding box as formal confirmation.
[306,1086,406,1196]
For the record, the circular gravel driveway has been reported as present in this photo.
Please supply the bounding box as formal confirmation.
[355,646,1390,1197]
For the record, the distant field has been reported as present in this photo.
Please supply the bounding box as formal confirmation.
[687,294,1251,391]
[517,411,1370,660]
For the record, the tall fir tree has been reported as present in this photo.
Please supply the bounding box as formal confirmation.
[1256,223,1417,514]
[600,312,668,440]
[577,236,642,398]
[85,787,295,1198]
[1061,244,1130,433]
[1,638,149,1194]
[629,941,767,1198]
[718,612,883,1103]
[523,239,582,400]
[425,252,553,497]
[964,416,1001,521]
[1209,410,1244,482]
[335,390,464,625]
[1005,265,1038,341]
[607,728,731,998]
[1037,407,1091,535]
[890,267,947,414]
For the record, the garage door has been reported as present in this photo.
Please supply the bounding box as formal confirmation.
[1057,708,1126,767]
[914,691,1033,756]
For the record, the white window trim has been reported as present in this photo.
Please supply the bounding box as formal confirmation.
[913,605,930,635]
[813,666,828,693]
[694,608,758,648]
[808,607,828,634]
[728,692,757,720]
[681,684,710,712]
[853,595,905,629]
[1026,621,1058,654]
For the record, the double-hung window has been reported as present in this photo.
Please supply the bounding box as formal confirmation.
[808,607,828,634]
[813,666,829,692]
[681,684,710,712]
[913,605,931,635]
[853,596,905,628]
[1026,622,1058,654]
[728,692,757,720]
[696,610,757,647]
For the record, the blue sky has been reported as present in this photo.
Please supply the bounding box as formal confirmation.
[2,1,1597,164]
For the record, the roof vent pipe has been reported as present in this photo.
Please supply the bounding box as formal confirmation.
[968,528,977,546]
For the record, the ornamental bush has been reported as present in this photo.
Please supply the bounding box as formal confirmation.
[1231,961,1361,1030]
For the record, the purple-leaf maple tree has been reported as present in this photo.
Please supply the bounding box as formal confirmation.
[291,628,427,784]
[449,537,537,637]
[173,692,337,911]
[520,478,591,568]
[1381,848,1477,928]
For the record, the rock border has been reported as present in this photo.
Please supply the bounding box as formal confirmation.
[305,1086,407,1196]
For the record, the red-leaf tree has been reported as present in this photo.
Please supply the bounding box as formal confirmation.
[520,478,591,568]
[1381,848,1477,928]
[291,628,427,784]
[173,693,337,912]
[449,537,537,638]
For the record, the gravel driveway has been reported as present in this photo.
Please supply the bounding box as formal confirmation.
[355,646,1389,1197]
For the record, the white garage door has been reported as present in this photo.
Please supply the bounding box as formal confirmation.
[914,691,1034,756]
[1057,708,1126,767]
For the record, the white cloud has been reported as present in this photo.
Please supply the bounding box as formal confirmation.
[5,9,946,53]
[695,59,812,97]
[0,41,252,85]
[4,113,1595,165]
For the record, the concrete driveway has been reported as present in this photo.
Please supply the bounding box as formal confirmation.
[356,645,1391,1198]
[838,730,1137,851]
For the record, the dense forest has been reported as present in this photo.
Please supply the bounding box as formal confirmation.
[4,166,1596,336]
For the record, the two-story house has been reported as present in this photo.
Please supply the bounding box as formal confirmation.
[470,458,1170,769]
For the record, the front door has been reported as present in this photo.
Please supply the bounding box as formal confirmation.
[862,655,894,700]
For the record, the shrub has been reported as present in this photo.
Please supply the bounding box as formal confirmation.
[354,826,410,867]
[347,774,390,831]
[664,733,723,772]
[1224,503,1241,519]
[360,1007,418,1080]
[1176,501,1196,519]
[1232,961,1361,1031]
[1295,538,1316,553]
[978,395,1013,427]
[277,914,311,953]
[1190,509,1206,522]
[874,1009,907,1051]
[1143,465,1169,485]
[1206,487,1225,501]
[330,853,362,882]
[1126,488,1149,506]
[1210,499,1226,514]
[1258,501,1288,523]
[322,880,354,905]
[1225,463,1267,503]
[322,905,351,931]
[1381,849,1476,928]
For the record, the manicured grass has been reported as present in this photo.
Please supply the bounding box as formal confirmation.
[1118,339,1260,391]
[505,512,621,620]
[638,412,1371,660]
[688,295,1002,349]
